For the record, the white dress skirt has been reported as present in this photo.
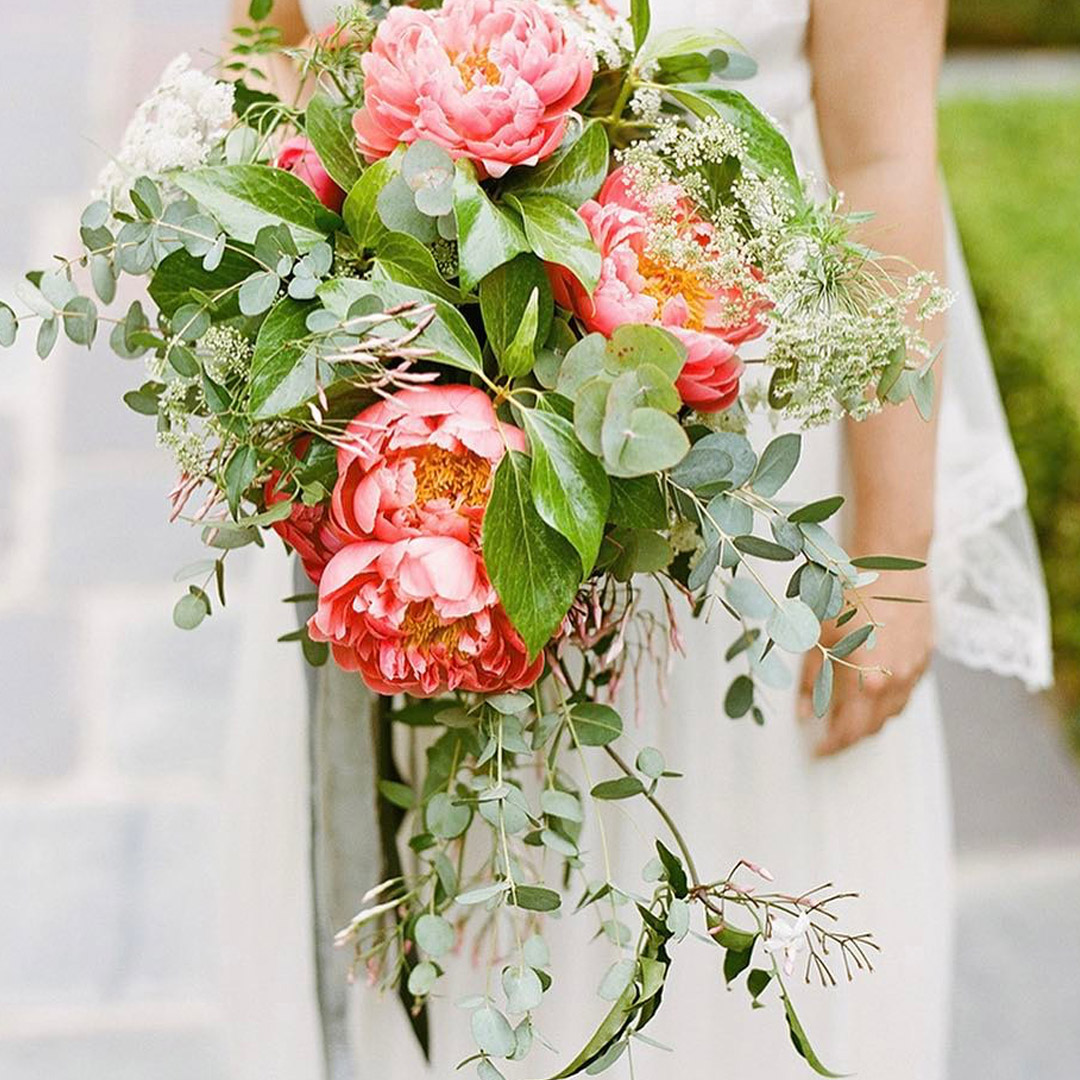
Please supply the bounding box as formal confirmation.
[218,0,1052,1077]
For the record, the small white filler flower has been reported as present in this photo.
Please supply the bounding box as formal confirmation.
[763,913,811,977]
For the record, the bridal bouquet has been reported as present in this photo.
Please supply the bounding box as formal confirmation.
[1,0,949,1075]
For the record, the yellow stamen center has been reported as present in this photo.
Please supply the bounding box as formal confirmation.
[455,47,502,88]
[410,446,491,508]
[401,600,465,654]
[638,254,713,332]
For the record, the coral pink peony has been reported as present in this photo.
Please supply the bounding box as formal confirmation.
[309,536,543,695]
[548,167,768,412]
[275,136,346,213]
[309,384,541,697]
[331,384,526,543]
[352,0,593,178]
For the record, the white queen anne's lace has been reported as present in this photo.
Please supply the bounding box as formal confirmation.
[96,54,235,210]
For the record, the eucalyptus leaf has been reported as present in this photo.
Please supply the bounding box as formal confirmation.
[766,598,820,653]
[751,432,801,497]
[472,1006,517,1059]
[415,913,455,958]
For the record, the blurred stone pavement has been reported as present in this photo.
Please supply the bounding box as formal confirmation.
[0,5,1078,1077]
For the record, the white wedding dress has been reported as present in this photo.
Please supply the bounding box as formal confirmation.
[219,2,1053,1079]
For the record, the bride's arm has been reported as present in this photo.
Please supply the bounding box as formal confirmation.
[798,0,948,755]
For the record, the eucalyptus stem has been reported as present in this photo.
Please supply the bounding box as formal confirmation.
[602,744,702,888]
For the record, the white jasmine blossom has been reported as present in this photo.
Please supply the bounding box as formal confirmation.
[96,54,235,212]
[763,913,811,977]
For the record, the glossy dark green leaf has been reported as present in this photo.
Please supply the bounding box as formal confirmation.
[175,165,342,250]
[342,158,392,249]
[148,246,257,318]
[478,253,552,361]
[506,193,601,293]
[304,93,364,193]
[483,451,581,656]
[522,407,610,573]
[372,230,460,302]
[502,121,610,207]
[608,474,667,529]
[782,992,844,1077]
[453,162,529,291]
[248,297,318,417]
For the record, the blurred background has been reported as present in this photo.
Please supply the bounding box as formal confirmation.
[1,1,1079,1077]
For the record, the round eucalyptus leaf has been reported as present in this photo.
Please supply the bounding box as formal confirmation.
[502,965,544,1014]
[407,960,438,997]
[477,1058,506,1080]
[766,597,820,653]
[598,959,636,1002]
[511,1018,534,1061]
[427,792,471,839]
[522,934,550,969]
[81,200,110,230]
[90,255,117,304]
[238,271,280,316]
[726,577,774,619]
[636,747,665,779]
[173,592,209,630]
[415,913,455,958]
[472,1006,517,1058]
[63,296,98,347]
[569,702,623,747]
[0,304,17,348]
[540,828,578,858]
[540,789,582,822]
[666,897,690,940]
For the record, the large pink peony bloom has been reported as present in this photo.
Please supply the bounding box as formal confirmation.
[548,168,768,413]
[331,384,526,543]
[309,384,540,697]
[352,0,593,178]
[308,536,544,696]
[275,136,346,213]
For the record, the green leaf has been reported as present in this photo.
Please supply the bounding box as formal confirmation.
[224,445,257,516]
[502,121,610,207]
[751,433,802,497]
[238,270,280,316]
[372,230,460,302]
[378,779,416,810]
[789,495,844,524]
[248,297,318,417]
[662,84,800,196]
[733,535,796,561]
[724,944,754,984]
[318,276,483,375]
[501,289,540,378]
[724,674,754,718]
[304,93,364,193]
[726,577,775,618]
[483,451,581,657]
[912,366,935,421]
[766,597,820,653]
[62,296,97,347]
[569,702,623,747]
[148,246,257,318]
[603,404,689,479]
[747,968,773,1000]
[0,303,16,347]
[782,992,844,1077]
[503,965,544,1013]
[608,475,667,529]
[850,555,926,571]
[522,407,610,573]
[541,982,638,1079]
[541,790,583,822]
[342,158,392,249]
[453,161,529,291]
[506,193,601,294]
[655,840,688,897]
[479,253,552,363]
[175,165,342,251]
[415,913,454,958]
[510,884,562,913]
[830,623,874,659]
[637,27,746,71]
[591,777,645,800]
[669,431,756,495]
[630,0,651,52]
[173,590,210,630]
[249,0,273,19]
[36,317,58,359]
[473,1006,517,1058]
[813,657,834,718]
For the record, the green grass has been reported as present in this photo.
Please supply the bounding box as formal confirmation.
[949,0,1080,47]
[939,95,1080,743]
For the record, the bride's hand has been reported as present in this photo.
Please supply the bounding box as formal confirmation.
[797,569,934,756]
